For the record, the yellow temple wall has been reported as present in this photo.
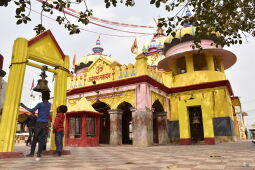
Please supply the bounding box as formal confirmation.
[67,90,135,110]
[67,55,171,91]
[172,71,226,87]
[169,86,234,138]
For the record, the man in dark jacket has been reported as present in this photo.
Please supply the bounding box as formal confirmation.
[25,114,37,146]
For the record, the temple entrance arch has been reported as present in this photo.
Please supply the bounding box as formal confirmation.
[92,100,110,144]
[152,100,164,144]
[117,101,133,144]
[0,30,69,152]
[188,106,204,143]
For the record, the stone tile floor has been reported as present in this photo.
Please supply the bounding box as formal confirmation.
[0,140,255,170]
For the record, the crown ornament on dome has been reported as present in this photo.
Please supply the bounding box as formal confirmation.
[142,45,148,53]
[148,39,160,51]
[92,36,104,54]
[182,8,194,27]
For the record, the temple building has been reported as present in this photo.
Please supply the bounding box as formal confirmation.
[66,12,243,146]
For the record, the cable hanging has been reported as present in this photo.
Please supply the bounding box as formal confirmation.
[66,7,156,29]
[30,8,151,38]
[35,0,155,35]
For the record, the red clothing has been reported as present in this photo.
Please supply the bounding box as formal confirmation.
[53,113,65,132]
[48,115,52,122]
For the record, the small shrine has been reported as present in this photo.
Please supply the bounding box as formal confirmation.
[65,97,103,147]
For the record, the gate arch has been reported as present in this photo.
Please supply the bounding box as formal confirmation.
[92,100,111,144]
[152,99,164,144]
[117,101,133,144]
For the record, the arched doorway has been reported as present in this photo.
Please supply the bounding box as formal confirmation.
[92,100,110,144]
[152,100,164,144]
[117,102,133,144]
[188,106,204,143]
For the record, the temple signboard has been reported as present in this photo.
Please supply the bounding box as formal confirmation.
[88,73,111,82]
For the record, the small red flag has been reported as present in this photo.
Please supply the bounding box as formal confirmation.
[31,79,34,90]
[131,38,138,54]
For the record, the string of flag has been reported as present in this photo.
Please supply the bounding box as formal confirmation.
[35,0,155,35]
[66,7,156,29]
[30,8,150,37]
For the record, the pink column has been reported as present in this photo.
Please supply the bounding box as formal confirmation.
[65,116,70,146]
[108,109,123,145]
[132,83,153,146]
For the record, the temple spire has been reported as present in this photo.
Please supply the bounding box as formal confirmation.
[92,36,104,54]
[182,7,193,27]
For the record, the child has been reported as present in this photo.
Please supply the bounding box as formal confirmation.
[53,105,68,156]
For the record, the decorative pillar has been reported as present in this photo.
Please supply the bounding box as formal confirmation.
[205,52,215,71]
[132,107,153,146]
[132,83,153,146]
[157,112,169,144]
[81,115,86,139]
[184,53,194,73]
[217,56,225,73]
[169,59,177,75]
[0,38,28,152]
[108,109,123,145]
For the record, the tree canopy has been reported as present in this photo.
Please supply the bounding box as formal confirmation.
[1,0,255,47]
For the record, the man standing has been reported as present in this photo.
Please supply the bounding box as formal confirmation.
[20,92,51,158]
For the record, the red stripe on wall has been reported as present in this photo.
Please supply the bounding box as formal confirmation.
[67,75,234,96]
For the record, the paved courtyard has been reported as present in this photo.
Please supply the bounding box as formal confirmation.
[0,140,255,170]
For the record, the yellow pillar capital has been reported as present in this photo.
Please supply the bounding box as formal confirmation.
[205,52,215,71]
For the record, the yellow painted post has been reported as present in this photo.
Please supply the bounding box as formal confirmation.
[50,55,69,150]
[200,103,214,139]
[169,59,177,75]
[205,52,215,71]
[178,100,191,139]
[184,53,194,73]
[0,38,28,152]
[217,56,225,73]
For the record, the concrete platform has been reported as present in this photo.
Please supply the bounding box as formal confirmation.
[0,152,24,159]
[0,140,255,169]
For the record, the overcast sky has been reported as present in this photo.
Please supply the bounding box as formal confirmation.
[0,0,254,126]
